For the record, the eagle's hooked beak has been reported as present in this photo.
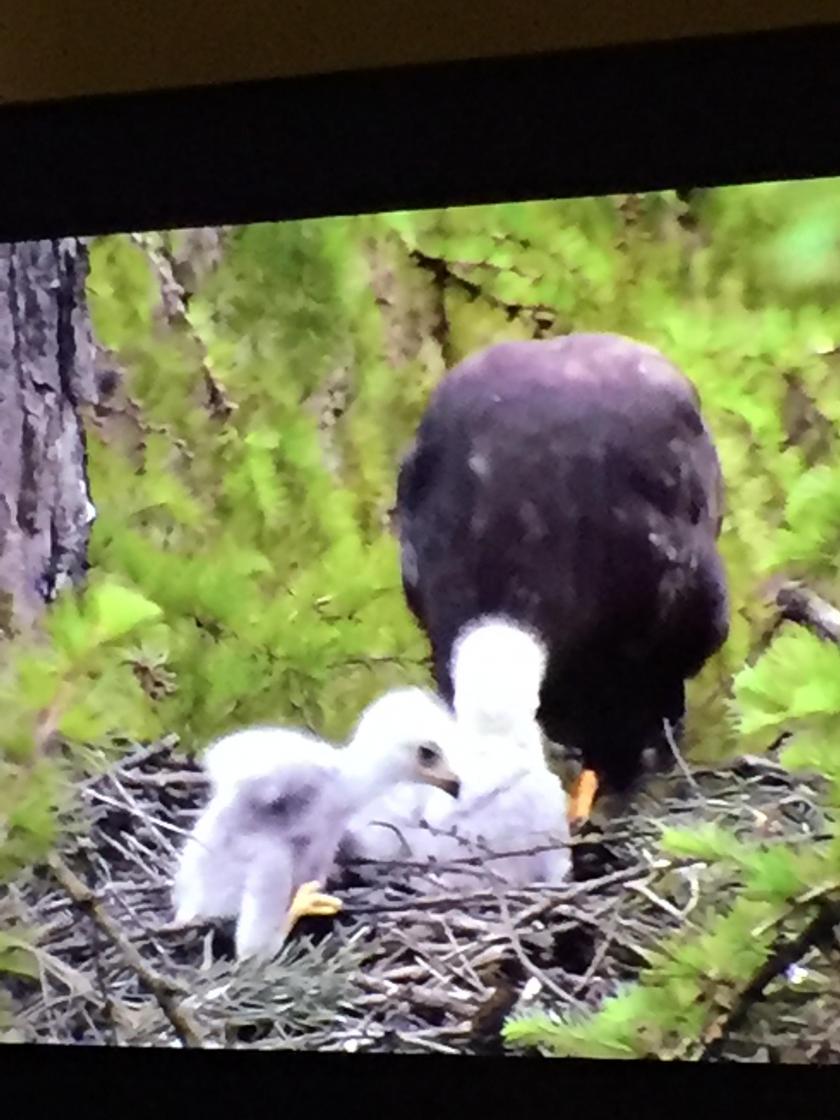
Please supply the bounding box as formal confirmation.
[415,735,462,798]
[424,767,461,799]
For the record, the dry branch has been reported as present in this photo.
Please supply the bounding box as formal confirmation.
[46,852,205,1047]
[776,581,840,646]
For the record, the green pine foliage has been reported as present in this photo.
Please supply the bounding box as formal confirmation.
[0,575,166,884]
[4,178,840,1049]
[83,220,435,752]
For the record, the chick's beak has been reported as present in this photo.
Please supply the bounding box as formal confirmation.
[425,767,461,799]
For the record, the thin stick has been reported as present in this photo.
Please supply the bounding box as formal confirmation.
[496,892,585,1010]
[776,582,840,646]
[662,718,704,800]
[47,853,205,1048]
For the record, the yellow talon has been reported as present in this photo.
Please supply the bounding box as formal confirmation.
[283,880,343,935]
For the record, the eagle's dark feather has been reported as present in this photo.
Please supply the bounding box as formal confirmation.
[396,332,729,792]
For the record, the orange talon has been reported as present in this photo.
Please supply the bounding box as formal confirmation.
[568,768,599,823]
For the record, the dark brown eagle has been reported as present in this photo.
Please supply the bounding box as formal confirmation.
[394,332,729,820]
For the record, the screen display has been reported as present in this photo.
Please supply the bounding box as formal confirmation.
[3,179,840,1062]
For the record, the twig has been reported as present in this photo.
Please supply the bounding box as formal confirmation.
[89,909,118,1047]
[662,718,704,801]
[776,581,840,646]
[496,892,585,1010]
[574,907,622,996]
[78,738,178,790]
[394,1032,461,1055]
[118,770,208,788]
[342,835,598,875]
[437,920,487,992]
[341,863,664,916]
[84,787,198,844]
[46,853,205,1048]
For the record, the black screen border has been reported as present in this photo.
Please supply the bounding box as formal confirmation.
[2,23,840,241]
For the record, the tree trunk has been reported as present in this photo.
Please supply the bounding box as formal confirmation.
[0,239,98,632]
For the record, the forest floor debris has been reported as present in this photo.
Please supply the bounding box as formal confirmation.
[5,734,840,1057]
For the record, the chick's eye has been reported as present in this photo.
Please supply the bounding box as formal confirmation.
[417,743,439,766]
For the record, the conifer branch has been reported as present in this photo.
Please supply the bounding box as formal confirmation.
[694,895,840,1061]
[130,231,236,421]
[408,247,560,335]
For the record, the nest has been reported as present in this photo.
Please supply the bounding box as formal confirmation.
[4,734,837,1056]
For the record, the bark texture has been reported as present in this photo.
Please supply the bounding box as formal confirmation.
[0,239,98,630]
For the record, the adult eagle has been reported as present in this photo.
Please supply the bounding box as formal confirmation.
[394,332,729,821]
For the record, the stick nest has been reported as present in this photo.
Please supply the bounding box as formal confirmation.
[5,735,838,1057]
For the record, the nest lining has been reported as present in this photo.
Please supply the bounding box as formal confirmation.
[4,735,836,1057]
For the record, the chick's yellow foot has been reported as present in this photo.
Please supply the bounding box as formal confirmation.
[568,769,599,823]
[283,880,343,935]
